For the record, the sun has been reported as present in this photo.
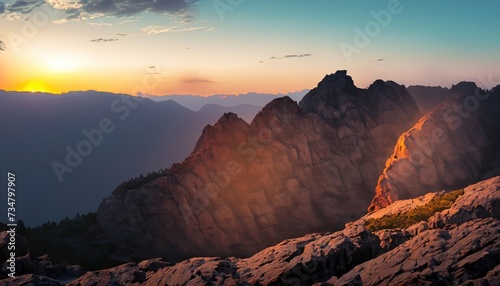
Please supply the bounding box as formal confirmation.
[19,80,51,93]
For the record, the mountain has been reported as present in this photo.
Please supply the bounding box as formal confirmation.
[198,103,261,123]
[406,85,453,115]
[369,82,500,211]
[143,90,309,111]
[96,70,421,262]
[5,176,497,285]
[0,91,263,226]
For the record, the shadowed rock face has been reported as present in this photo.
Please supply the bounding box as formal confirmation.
[62,176,500,286]
[369,83,500,211]
[407,85,453,115]
[96,70,421,262]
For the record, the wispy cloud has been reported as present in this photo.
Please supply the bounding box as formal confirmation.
[116,33,128,37]
[87,22,113,26]
[0,39,5,51]
[376,58,385,62]
[182,78,214,85]
[270,53,312,60]
[90,38,119,43]
[147,66,163,74]
[120,18,140,24]
[141,25,213,35]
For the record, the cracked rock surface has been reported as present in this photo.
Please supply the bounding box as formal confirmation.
[58,176,499,286]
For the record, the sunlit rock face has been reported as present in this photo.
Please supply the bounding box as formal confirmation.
[97,70,420,262]
[369,82,500,211]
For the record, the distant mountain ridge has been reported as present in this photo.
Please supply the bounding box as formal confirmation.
[0,90,262,226]
[143,90,309,111]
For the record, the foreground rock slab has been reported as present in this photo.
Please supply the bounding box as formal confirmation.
[64,176,499,286]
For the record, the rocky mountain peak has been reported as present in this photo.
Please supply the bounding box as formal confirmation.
[367,80,402,95]
[216,112,240,124]
[299,70,358,115]
[259,96,301,115]
[192,112,250,153]
[450,81,478,95]
[317,70,356,90]
[95,71,423,263]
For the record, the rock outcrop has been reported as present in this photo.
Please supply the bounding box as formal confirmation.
[96,70,421,262]
[65,176,500,286]
[369,82,500,211]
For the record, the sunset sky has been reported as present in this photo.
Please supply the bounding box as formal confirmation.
[1,0,499,95]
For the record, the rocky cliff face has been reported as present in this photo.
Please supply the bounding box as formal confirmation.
[96,70,421,262]
[54,176,499,286]
[369,83,500,211]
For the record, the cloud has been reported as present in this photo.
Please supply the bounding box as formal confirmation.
[141,25,212,35]
[376,58,385,61]
[147,66,165,74]
[0,39,5,51]
[45,0,82,10]
[270,53,312,60]
[116,33,127,36]
[2,0,201,23]
[119,18,139,24]
[46,0,200,21]
[87,22,112,26]
[5,11,22,20]
[90,38,119,43]
[182,78,213,84]
[3,0,44,14]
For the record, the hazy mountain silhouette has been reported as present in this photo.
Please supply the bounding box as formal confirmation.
[143,90,309,111]
[0,90,261,226]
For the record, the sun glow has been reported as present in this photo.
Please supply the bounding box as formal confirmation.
[19,80,51,93]
[45,54,82,72]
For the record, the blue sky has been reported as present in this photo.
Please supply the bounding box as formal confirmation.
[0,0,499,95]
